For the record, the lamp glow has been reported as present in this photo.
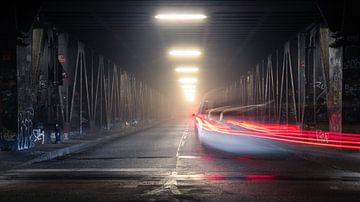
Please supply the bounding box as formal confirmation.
[181,85,196,89]
[175,67,199,73]
[155,14,207,21]
[179,77,197,84]
[184,89,195,94]
[184,93,195,102]
[169,50,201,57]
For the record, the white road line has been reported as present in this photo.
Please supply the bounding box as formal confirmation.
[176,125,189,158]
[176,132,186,158]
[175,122,191,168]
[7,168,173,173]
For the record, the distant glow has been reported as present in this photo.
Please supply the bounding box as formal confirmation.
[169,50,201,57]
[184,94,195,102]
[184,89,195,93]
[155,14,207,21]
[181,85,196,89]
[184,92,195,96]
[175,67,199,73]
[183,86,196,102]
[184,89,195,94]
[184,92,195,98]
[179,77,197,84]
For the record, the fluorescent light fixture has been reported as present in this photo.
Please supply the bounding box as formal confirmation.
[155,14,207,21]
[169,50,201,57]
[175,67,199,73]
[179,77,197,84]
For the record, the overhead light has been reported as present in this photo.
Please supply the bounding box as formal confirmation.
[175,67,199,73]
[155,14,207,21]
[179,77,197,84]
[169,50,201,57]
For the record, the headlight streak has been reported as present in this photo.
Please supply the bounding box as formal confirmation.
[194,116,360,150]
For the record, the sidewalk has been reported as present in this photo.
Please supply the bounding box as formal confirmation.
[0,121,161,171]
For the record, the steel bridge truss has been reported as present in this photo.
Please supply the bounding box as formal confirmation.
[13,26,171,150]
[214,25,344,133]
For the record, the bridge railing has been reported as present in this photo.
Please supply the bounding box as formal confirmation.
[8,25,172,150]
[205,23,360,136]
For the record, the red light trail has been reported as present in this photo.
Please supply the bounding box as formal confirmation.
[194,116,360,150]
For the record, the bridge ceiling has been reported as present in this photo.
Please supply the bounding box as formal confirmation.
[40,0,321,94]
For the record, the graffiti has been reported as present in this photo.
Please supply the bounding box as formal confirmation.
[344,84,360,96]
[329,112,342,133]
[0,129,16,141]
[315,129,329,143]
[343,58,360,70]
[17,108,34,150]
[315,81,326,90]
[31,129,45,144]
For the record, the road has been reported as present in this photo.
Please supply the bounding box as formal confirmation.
[1,119,360,201]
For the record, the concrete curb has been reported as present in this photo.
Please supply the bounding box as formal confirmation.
[17,121,162,168]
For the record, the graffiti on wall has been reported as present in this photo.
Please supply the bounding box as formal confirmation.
[17,108,34,150]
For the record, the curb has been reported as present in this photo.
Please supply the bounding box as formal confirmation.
[16,121,162,168]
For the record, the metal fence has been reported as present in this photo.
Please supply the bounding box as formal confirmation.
[207,24,355,133]
[11,26,172,150]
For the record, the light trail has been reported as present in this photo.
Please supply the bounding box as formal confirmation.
[194,116,360,150]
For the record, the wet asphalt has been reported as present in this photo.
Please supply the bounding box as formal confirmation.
[1,119,360,201]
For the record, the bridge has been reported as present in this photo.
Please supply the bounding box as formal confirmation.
[0,1,360,201]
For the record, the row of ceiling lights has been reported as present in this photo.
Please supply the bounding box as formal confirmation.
[155,13,207,102]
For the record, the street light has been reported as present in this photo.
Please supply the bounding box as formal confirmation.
[175,66,199,73]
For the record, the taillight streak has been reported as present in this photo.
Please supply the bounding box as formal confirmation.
[195,118,360,150]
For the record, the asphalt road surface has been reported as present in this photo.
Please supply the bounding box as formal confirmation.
[1,119,360,201]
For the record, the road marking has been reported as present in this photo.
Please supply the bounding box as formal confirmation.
[176,124,189,158]
[7,168,173,173]
[176,132,186,158]
[142,171,182,196]
[175,122,191,169]
[178,155,211,159]
[181,141,185,147]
